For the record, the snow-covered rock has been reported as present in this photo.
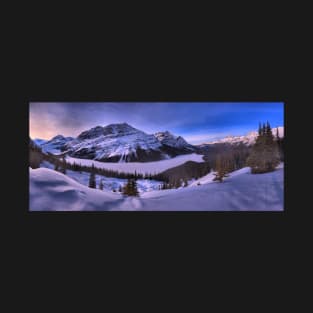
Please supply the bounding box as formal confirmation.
[154,131,193,149]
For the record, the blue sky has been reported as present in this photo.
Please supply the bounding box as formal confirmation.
[29,102,284,144]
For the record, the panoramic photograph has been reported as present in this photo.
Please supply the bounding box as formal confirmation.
[29,102,284,211]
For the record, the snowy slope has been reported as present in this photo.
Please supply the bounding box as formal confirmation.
[66,153,205,175]
[138,166,284,211]
[29,167,122,211]
[30,165,283,211]
[199,126,284,146]
[188,171,216,187]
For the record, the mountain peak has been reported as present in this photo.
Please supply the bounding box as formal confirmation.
[154,131,192,150]
[51,134,65,140]
[105,122,135,130]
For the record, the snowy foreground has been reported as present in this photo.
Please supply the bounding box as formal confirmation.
[66,153,204,175]
[29,165,284,211]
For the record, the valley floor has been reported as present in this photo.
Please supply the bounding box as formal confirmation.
[65,153,204,175]
[29,164,284,211]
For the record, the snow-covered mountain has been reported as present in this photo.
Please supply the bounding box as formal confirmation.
[198,126,284,147]
[64,123,167,162]
[35,135,74,154]
[61,123,198,163]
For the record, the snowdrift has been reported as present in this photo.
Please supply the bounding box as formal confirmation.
[139,166,284,211]
[29,167,122,211]
[30,165,284,211]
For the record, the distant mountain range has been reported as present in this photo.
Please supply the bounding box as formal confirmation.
[33,123,195,162]
[197,126,284,147]
[31,124,284,163]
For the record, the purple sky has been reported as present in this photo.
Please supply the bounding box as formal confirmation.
[29,102,284,144]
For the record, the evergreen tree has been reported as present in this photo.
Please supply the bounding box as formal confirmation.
[89,171,96,189]
[131,180,139,196]
[262,123,266,136]
[247,122,280,173]
[122,179,139,196]
[99,179,104,190]
[275,127,284,162]
[213,155,229,182]
[60,159,67,174]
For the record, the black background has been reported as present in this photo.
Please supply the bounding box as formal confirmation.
[17,48,293,245]
[6,10,305,306]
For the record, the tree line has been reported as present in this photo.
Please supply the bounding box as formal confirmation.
[213,122,283,181]
[246,122,281,174]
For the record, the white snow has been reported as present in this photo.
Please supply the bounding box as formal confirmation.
[30,165,284,211]
[188,171,217,187]
[65,153,205,175]
[138,166,284,211]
